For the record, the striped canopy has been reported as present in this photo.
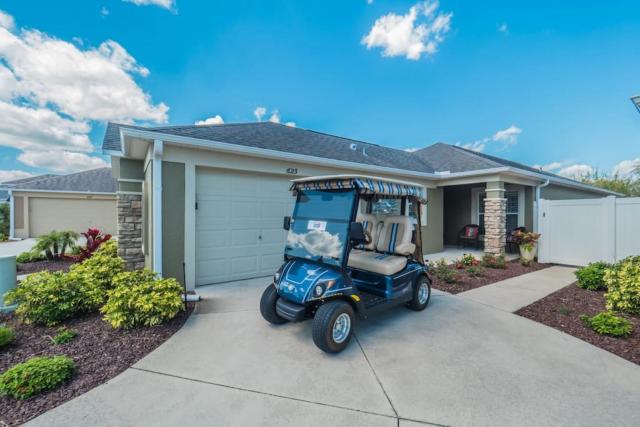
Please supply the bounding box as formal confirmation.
[290,175,427,203]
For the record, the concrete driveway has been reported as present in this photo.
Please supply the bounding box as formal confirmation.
[0,238,35,257]
[28,276,640,427]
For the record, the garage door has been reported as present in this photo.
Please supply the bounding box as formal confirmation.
[29,197,117,237]
[195,168,295,285]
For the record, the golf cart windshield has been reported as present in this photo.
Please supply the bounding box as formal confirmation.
[285,189,356,267]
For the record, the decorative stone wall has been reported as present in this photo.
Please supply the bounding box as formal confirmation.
[484,197,506,254]
[117,193,145,270]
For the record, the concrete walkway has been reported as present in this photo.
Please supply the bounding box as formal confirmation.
[27,275,640,427]
[0,238,35,257]
[458,265,577,312]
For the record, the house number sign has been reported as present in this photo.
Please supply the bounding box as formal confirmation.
[286,168,298,175]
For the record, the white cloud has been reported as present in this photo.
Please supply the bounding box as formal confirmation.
[0,10,15,31]
[0,9,167,177]
[101,7,110,17]
[612,158,640,179]
[404,147,420,153]
[287,230,343,259]
[532,161,564,172]
[123,0,174,10]
[367,0,374,4]
[458,125,522,152]
[195,115,224,126]
[0,170,33,183]
[361,1,452,60]
[498,23,508,34]
[285,121,296,128]
[268,111,281,124]
[556,164,594,180]
[18,150,108,173]
[254,106,267,122]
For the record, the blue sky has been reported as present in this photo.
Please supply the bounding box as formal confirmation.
[0,0,639,181]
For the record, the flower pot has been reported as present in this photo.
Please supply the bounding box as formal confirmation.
[519,245,537,262]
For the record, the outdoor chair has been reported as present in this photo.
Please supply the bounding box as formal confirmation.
[457,224,481,249]
[506,226,526,253]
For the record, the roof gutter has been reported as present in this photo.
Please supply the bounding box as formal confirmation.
[9,189,116,196]
[115,128,622,196]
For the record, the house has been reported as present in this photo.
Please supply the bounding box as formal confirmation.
[103,122,616,290]
[5,168,117,239]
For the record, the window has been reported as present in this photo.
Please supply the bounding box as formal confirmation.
[372,198,401,215]
[477,190,519,231]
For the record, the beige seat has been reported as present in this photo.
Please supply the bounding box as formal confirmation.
[348,215,416,275]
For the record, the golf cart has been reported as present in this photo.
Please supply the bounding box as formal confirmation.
[260,175,431,353]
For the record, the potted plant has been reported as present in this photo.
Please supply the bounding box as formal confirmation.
[514,231,541,263]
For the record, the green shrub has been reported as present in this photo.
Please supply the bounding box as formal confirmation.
[101,269,184,329]
[431,258,458,284]
[5,241,123,325]
[604,256,640,314]
[51,328,77,345]
[580,312,633,338]
[4,271,80,325]
[0,356,75,399]
[575,262,611,291]
[0,325,15,348]
[466,265,485,277]
[481,253,506,269]
[454,253,478,269]
[16,250,46,264]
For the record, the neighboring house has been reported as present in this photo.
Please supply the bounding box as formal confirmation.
[103,122,617,290]
[0,174,57,204]
[4,168,117,239]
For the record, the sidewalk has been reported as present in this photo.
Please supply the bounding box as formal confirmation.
[457,266,577,312]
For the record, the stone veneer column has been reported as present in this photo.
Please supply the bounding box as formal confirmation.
[483,181,506,255]
[117,193,145,270]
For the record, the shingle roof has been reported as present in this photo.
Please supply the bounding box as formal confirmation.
[0,174,58,201]
[10,168,117,193]
[104,122,435,174]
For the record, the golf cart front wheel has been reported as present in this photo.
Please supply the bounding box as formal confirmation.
[260,284,287,324]
[407,277,431,311]
[312,301,355,353]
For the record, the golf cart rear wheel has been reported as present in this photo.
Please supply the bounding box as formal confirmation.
[407,276,431,311]
[312,301,355,353]
[260,284,287,324]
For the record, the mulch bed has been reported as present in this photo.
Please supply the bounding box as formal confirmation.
[430,260,550,294]
[516,284,639,365]
[17,260,76,275]
[0,303,194,426]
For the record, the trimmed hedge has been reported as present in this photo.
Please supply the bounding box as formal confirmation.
[605,256,640,315]
[575,262,611,291]
[0,356,75,399]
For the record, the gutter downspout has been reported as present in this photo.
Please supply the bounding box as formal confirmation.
[534,179,550,232]
[8,190,14,240]
[152,140,163,276]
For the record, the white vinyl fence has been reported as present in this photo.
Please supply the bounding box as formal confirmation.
[537,196,640,266]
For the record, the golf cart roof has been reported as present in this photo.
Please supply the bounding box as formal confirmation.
[291,175,427,203]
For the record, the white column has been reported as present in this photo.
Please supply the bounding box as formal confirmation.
[152,139,163,275]
[184,162,196,291]
[8,190,14,239]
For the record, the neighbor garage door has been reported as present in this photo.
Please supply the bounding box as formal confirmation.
[195,168,295,285]
[29,197,117,237]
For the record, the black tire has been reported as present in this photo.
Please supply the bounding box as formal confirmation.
[312,301,355,353]
[406,276,431,311]
[260,284,287,324]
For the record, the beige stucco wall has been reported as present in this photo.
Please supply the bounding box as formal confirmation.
[13,191,116,238]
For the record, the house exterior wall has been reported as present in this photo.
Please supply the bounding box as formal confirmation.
[422,188,443,254]
[12,191,116,238]
[540,184,604,200]
[162,161,185,284]
[524,186,534,231]
[443,186,473,246]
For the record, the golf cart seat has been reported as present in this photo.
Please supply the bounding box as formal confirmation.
[348,215,415,275]
[356,213,380,250]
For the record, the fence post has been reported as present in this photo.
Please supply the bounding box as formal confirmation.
[537,199,546,263]
[602,196,616,263]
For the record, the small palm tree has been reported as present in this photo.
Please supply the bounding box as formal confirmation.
[58,230,79,257]
[35,232,57,260]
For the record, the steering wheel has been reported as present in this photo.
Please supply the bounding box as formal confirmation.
[363,229,373,245]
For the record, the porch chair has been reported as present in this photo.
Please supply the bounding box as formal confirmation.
[506,226,526,254]
[457,224,481,249]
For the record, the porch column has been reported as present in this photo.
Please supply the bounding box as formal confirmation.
[484,181,506,254]
[117,192,145,270]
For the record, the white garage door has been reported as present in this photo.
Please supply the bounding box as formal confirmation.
[195,168,295,285]
[29,197,117,237]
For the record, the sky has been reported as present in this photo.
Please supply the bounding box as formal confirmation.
[0,0,639,182]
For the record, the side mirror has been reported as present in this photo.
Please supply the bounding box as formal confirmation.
[349,222,365,244]
[283,216,291,231]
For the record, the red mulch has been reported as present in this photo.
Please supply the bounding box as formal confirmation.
[17,260,76,275]
[0,304,194,426]
[430,260,550,294]
[516,284,639,365]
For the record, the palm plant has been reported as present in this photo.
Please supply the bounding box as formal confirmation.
[34,230,79,260]
[58,230,79,257]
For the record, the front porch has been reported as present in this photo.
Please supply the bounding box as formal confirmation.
[425,245,519,265]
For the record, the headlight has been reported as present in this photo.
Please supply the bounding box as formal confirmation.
[314,284,325,297]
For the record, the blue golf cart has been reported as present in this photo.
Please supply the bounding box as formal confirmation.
[260,175,431,353]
